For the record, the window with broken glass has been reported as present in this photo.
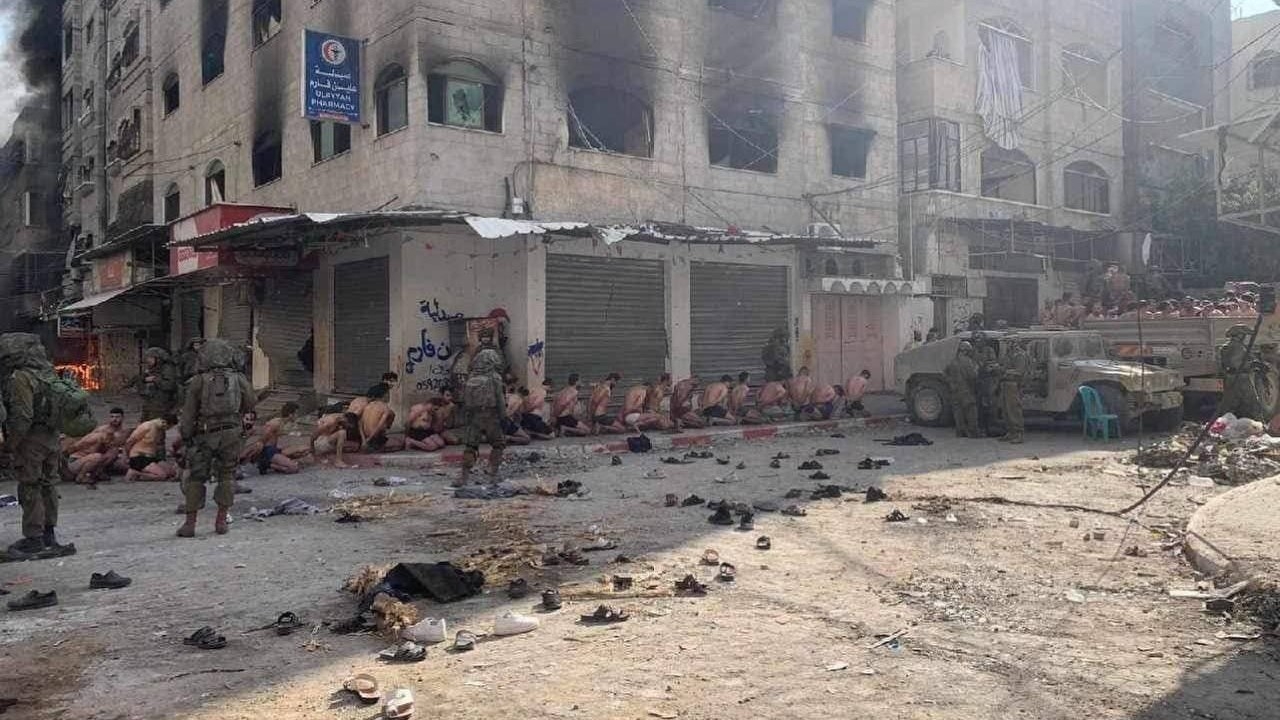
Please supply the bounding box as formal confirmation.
[163,73,180,115]
[1063,161,1110,214]
[164,184,181,223]
[980,145,1037,204]
[311,121,351,163]
[427,61,503,132]
[568,87,654,158]
[829,125,873,179]
[252,0,282,47]
[252,131,283,186]
[899,118,959,192]
[376,65,409,136]
[205,161,226,205]
[122,22,140,68]
[708,110,778,173]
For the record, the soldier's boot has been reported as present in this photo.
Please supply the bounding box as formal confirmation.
[177,513,198,538]
[7,537,45,557]
[486,447,504,477]
[454,449,478,487]
[42,526,76,557]
[214,507,230,535]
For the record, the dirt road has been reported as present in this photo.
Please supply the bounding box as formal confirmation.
[1,423,1275,719]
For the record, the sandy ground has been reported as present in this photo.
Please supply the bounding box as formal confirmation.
[1,421,1276,720]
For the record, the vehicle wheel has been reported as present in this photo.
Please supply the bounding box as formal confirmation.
[1094,384,1137,433]
[908,378,952,427]
[1151,405,1185,432]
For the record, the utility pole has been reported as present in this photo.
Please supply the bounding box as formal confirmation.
[96,0,109,248]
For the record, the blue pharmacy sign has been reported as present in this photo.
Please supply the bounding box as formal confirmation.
[302,29,361,124]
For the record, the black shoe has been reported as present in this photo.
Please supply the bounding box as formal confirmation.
[541,588,563,610]
[799,461,823,471]
[865,486,888,503]
[507,578,530,599]
[816,449,840,457]
[885,509,910,522]
[7,590,57,611]
[857,457,875,470]
[6,537,44,557]
[90,571,132,590]
[769,459,781,469]
[708,507,734,525]
[811,485,842,500]
[784,488,805,499]
[40,542,77,558]
[809,471,831,481]
[680,494,705,507]
[737,512,755,531]
[611,456,623,466]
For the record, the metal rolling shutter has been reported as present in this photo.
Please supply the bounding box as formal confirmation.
[256,274,313,388]
[332,257,389,393]
[179,290,204,346]
[545,254,667,390]
[219,285,253,350]
[691,262,789,383]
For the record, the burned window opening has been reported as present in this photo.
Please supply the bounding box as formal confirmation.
[164,184,181,223]
[252,0,283,48]
[202,1,229,85]
[427,60,503,132]
[376,64,409,136]
[122,22,140,68]
[567,87,654,157]
[829,125,873,179]
[981,145,1037,204]
[708,108,778,173]
[117,108,142,160]
[205,160,226,205]
[832,0,871,42]
[311,121,352,163]
[1063,161,1110,214]
[707,0,773,20]
[252,131,283,187]
[64,23,74,60]
[163,73,180,115]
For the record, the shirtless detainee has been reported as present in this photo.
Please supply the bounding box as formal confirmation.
[700,375,737,426]
[742,380,791,424]
[845,369,871,417]
[503,385,533,446]
[728,372,751,419]
[358,384,403,453]
[311,412,357,468]
[801,384,845,421]
[124,417,178,482]
[64,407,128,484]
[788,366,815,418]
[621,375,672,432]
[434,389,463,446]
[405,399,446,452]
[670,376,706,430]
[590,373,626,434]
[245,402,305,474]
[520,381,555,440]
[552,373,590,437]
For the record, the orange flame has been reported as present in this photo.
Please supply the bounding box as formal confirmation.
[56,364,103,391]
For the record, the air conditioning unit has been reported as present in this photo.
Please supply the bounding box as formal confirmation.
[806,222,843,239]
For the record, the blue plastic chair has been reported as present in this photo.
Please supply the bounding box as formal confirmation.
[1078,385,1121,441]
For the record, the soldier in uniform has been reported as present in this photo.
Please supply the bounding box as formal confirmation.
[762,329,792,382]
[456,327,507,486]
[1220,323,1266,420]
[178,338,255,537]
[974,334,1001,436]
[945,341,981,438]
[999,339,1030,444]
[139,346,179,422]
[1,334,76,558]
[177,338,205,385]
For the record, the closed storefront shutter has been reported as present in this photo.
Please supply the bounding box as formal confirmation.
[219,285,253,350]
[179,290,204,347]
[256,274,313,388]
[691,263,789,383]
[545,254,667,390]
[333,257,389,393]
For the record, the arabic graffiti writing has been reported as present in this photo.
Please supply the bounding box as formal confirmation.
[404,298,463,377]
[419,298,464,323]
[414,364,452,393]
[527,339,545,378]
[405,327,453,375]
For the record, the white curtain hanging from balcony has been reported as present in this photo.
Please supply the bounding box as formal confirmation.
[977,32,1024,150]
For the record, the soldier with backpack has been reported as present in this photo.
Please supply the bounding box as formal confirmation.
[178,338,255,538]
[456,327,506,486]
[139,347,179,422]
[1,333,94,559]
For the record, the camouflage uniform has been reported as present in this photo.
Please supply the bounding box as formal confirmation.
[0,334,72,557]
[999,342,1029,443]
[178,339,255,536]
[976,341,1001,435]
[459,338,507,483]
[1220,325,1266,420]
[140,347,179,422]
[945,342,981,438]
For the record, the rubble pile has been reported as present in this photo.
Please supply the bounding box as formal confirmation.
[1133,418,1280,486]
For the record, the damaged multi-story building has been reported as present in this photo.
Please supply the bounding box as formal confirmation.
[58,0,915,412]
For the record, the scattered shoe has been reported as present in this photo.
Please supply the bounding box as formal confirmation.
[736,461,747,470]
[884,509,910,523]
[811,485,842,500]
[685,450,713,460]
[661,456,693,465]
[857,457,875,470]
[664,493,679,507]
[6,590,57,611]
[379,641,427,663]
[716,457,731,466]
[756,536,772,550]
[342,673,382,705]
[700,549,721,566]
[6,537,43,558]
[611,456,623,466]
[830,432,847,439]
[182,626,226,650]
[769,459,781,469]
[541,589,563,611]
[558,549,589,566]
[612,574,633,591]
[884,433,932,447]
[271,611,306,636]
[717,563,737,582]
[383,688,415,720]
[402,617,448,644]
[580,605,629,624]
[809,471,831,481]
[507,578,530,599]
[737,512,755,531]
[614,554,633,564]
[781,505,807,517]
[816,449,841,457]
[784,488,805,499]
[772,453,791,460]
[493,611,540,636]
[753,500,780,513]
[675,574,708,596]
[643,469,667,480]
[865,486,888,503]
[583,537,618,552]
[680,494,705,507]
[452,630,478,652]
[799,461,823,471]
[708,507,734,525]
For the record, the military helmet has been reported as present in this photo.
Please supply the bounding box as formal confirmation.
[0,333,52,371]
[957,341,974,355]
[197,337,242,371]
[1226,324,1252,339]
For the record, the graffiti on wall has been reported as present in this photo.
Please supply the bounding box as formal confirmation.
[404,298,461,379]
[413,364,453,393]
[527,339,545,378]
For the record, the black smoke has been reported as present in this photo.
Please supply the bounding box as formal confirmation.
[15,0,62,89]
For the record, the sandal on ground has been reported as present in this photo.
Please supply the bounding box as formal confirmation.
[708,507,734,525]
[583,537,618,552]
[452,630,479,652]
[685,450,713,460]
[342,673,381,705]
[183,627,227,650]
[756,536,772,550]
[183,626,215,646]
[781,505,807,517]
[675,574,708,596]
[716,457,731,465]
[700,549,720,566]
[558,549,589,566]
[383,688,415,720]
[857,457,875,470]
[680,494,705,507]
[273,612,307,636]
[6,590,57,611]
[865,486,888,503]
[379,641,427,663]
[885,509,910,522]
[541,588,563,610]
[580,605,629,624]
[89,571,132,590]
[772,453,791,460]
[717,563,737,582]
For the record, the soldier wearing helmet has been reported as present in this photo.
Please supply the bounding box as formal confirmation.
[945,341,981,438]
[1220,323,1267,420]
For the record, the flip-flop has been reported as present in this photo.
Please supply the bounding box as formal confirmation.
[858,457,875,470]
[675,574,708,596]
[342,673,382,704]
[541,588,563,610]
[717,563,737,582]
[383,688,415,720]
[781,505,807,517]
[196,634,227,650]
[700,549,720,566]
[643,469,667,480]
[756,536,772,550]
[772,453,791,460]
[580,605,629,624]
[379,641,427,663]
[716,457,731,465]
[452,630,478,652]
[799,461,823,471]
